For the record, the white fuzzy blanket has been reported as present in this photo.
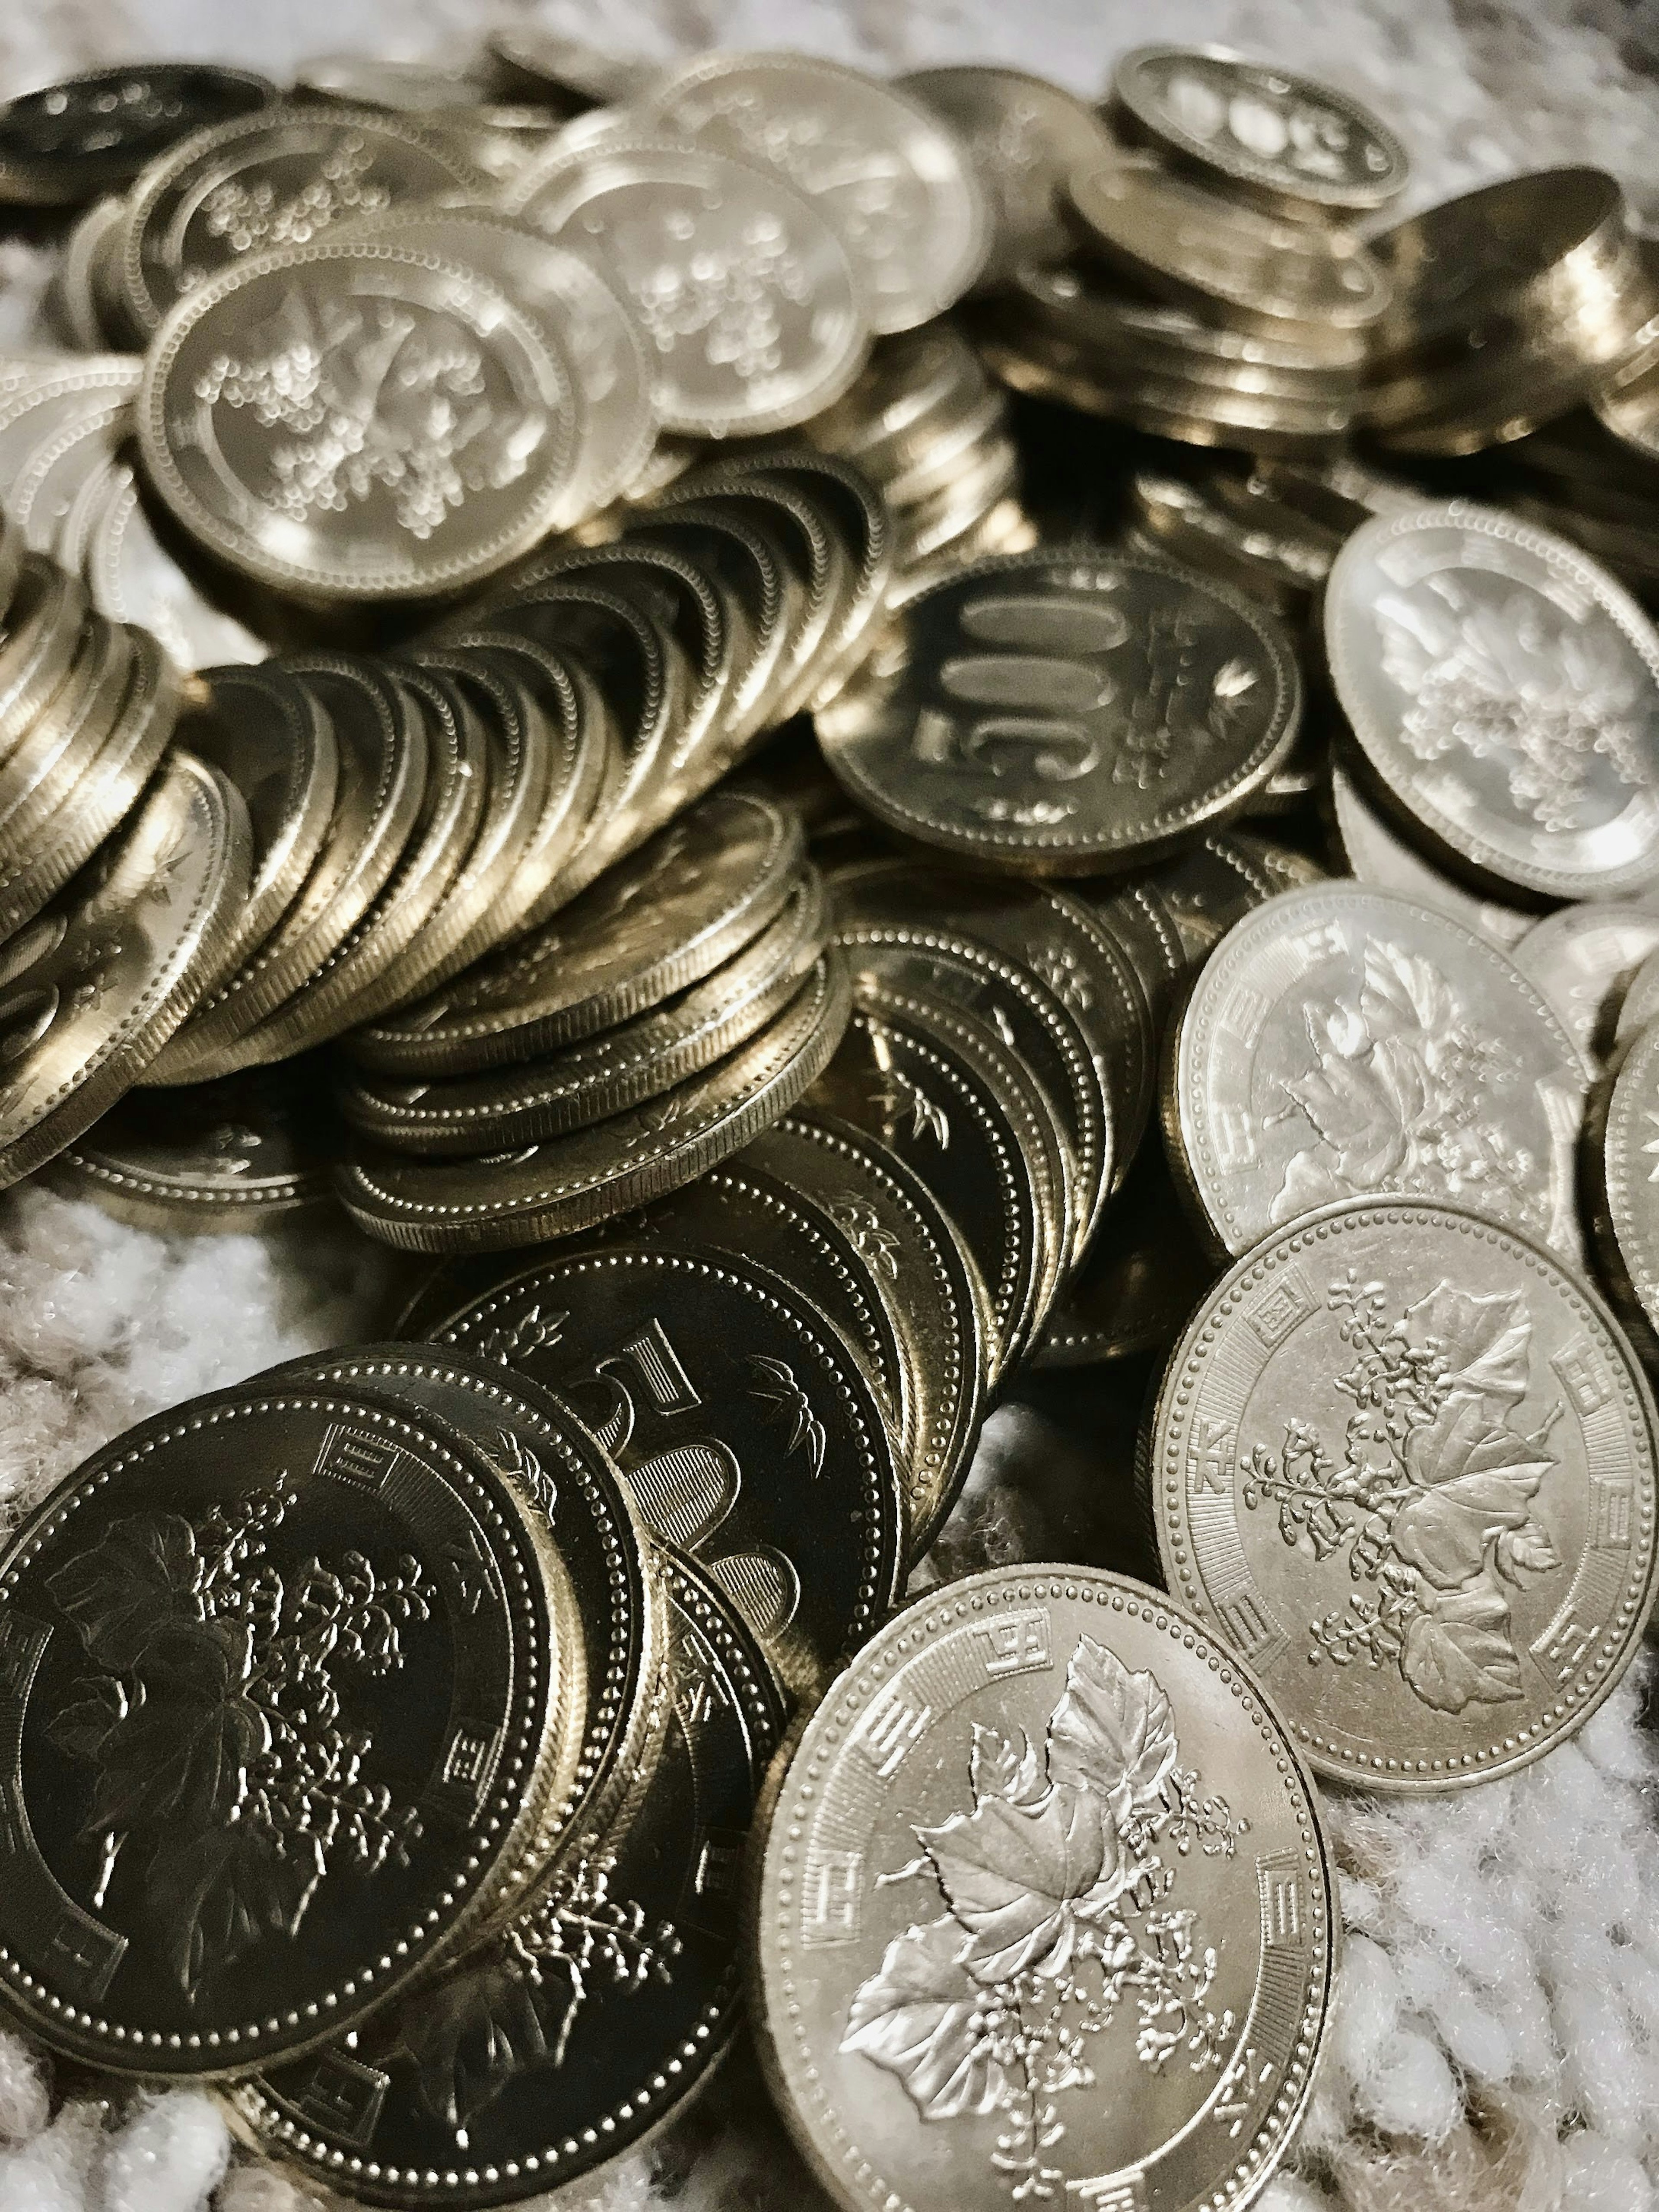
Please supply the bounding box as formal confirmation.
[2,3,1659,2209]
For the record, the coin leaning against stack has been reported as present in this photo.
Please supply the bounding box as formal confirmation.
[5,32,1659,2212]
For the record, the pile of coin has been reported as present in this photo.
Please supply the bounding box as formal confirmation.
[8,31,1659,2212]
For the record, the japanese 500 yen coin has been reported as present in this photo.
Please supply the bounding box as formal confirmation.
[1328,759,1532,951]
[817,549,1303,876]
[337,952,851,1253]
[85,458,268,674]
[505,140,868,436]
[1512,904,1659,1061]
[0,64,273,206]
[235,1545,782,2206]
[1585,1023,1659,1367]
[1035,1144,1214,1368]
[138,235,582,602]
[1167,883,1589,1264]
[0,1379,574,2074]
[752,1564,1336,2212]
[642,53,987,333]
[802,983,1058,1383]
[1109,45,1409,214]
[0,751,249,1186]
[1324,501,1659,902]
[341,870,826,1153]
[117,105,486,335]
[747,1110,991,1553]
[417,1241,906,1692]
[254,1345,666,1918]
[350,788,804,1076]
[41,1058,337,1233]
[1149,1198,1659,1787]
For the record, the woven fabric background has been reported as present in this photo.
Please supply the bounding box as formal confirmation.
[0,3,1657,2208]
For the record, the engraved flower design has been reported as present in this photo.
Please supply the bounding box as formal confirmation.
[845,1638,1245,2201]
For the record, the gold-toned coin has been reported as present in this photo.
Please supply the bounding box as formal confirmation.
[0,617,137,865]
[0,502,23,613]
[337,951,851,1252]
[0,750,250,1186]
[7,397,133,557]
[347,786,805,1076]
[1034,1141,1214,1366]
[0,556,92,750]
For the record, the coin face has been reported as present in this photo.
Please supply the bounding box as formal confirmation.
[506,140,868,435]
[418,1241,905,1690]
[1168,883,1588,1262]
[1150,1198,1659,1787]
[139,236,582,602]
[118,105,486,334]
[818,549,1303,874]
[1513,905,1659,1059]
[753,1565,1336,2212]
[1111,45,1409,213]
[1325,502,1659,900]
[1328,757,1531,949]
[236,1546,780,2207]
[0,1379,571,2071]
[643,53,987,333]
[0,64,274,205]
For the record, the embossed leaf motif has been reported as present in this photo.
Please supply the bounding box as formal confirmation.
[1399,1583,1524,1710]
[47,1676,129,1764]
[748,1357,826,1478]
[841,1915,1008,2120]
[85,1619,265,1837]
[159,1820,323,2005]
[1046,1636,1177,1825]
[970,1723,1044,1809]
[392,1952,555,2131]
[919,1782,1127,1984]
[49,1513,203,1669]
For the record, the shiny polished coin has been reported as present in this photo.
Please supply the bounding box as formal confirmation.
[0,63,274,206]
[236,1545,779,2206]
[138,235,582,603]
[749,1108,990,1552]
[1328,756,1531,950]
[350,787,804,1075]
[754,1564,1336,2212]
[1034,1142,1214,1367]
[1586,1021,1659,1363]
[485,25,658,111]
[86,458,267,672]
[327,206,656,530]
[0,617,138,865]
[337,952,850,1253]
[1168,882,1589,1264]
[1067,154,1390,340]
[41,1057,336,1232]
[817,547,1303,875]
[807,321,992,472]
[1614,940,1659,1044]
[0,1378,569,2071]
[178,663,341,989]
[151,656,426,1078]
[6,398,133,556]
[1596,356,1659,461]
[505,140,868,435]
[0,751,249,1186]
[341,870,826,1152]
[1142,829,1323,970]
[897,65,1117,284]
[642,52,987,334]
[0,360,142,504]
[1150,1197,1659,1788]
[294,54,497,111]
[1130,466,1335,611]
[1111,44,1409,213]
[1513,905,1659,1060]
[118,104,486,335]
[1325,501,1659,902]
[0,503,23,614]
[0,560,90,750]
[420,1239,905,1690]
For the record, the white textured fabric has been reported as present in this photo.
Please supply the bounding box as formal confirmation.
[0,3,1658,2207]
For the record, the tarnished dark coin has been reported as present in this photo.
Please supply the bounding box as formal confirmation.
[337,954,851,1254]
[41,1059,337,1233]
[1110,44,1409,213]
[0,64,274,206]
[1167,882,1589,1262]
[1033,1142,1214,1367]
[348,788,804,1076]
[1149,1197,1659,1788]
[1325,501,1659,901]
[817,548,1303,875]
[749,1109,992,1551]
[0,1379,572,2072]
[235,1547,781,2206]
[414,1240,906,1692]
[753,1565,1336,2212]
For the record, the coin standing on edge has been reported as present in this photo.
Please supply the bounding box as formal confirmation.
[753,1563,1336,2212]
[1149,1197,1659,1788]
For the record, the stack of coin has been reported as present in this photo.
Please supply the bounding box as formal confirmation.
[1362,170,1659,453]
[974,44,1405,454]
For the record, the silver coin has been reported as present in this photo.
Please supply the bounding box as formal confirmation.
[1149,1197,1659,1788]
[1512,903,1659,1059]
[1328,756,1531,948]
[1168,881,1589,1262]
[1324,500,1659,901]
[642,51,988,333]
[505,138,868,436]
[1587,1020,1659,1362]
[86,458,266,671]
